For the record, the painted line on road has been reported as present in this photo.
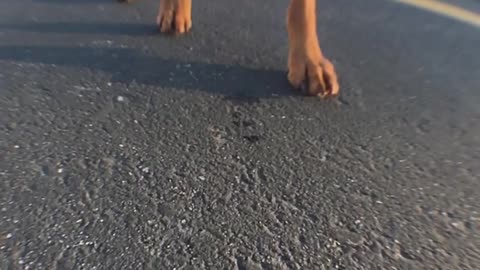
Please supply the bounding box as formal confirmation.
[394,0,480,27]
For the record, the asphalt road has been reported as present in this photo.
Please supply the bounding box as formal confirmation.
[1,0,480,269]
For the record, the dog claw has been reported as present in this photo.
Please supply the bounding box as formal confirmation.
[288,54,339,97]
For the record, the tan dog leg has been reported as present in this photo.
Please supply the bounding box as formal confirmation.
[287,0,339,97]
[157,0,192,34]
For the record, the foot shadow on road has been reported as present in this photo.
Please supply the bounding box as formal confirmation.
[0,45,296,99]
[0,22,158,36]
[0,21,296,99]
[32,0,118,4]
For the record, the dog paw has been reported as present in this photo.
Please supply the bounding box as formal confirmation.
[288,49,339,98]
[157,0,192,34]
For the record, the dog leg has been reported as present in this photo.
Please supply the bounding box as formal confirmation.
[157,0,192,34]
[287,0,339,97]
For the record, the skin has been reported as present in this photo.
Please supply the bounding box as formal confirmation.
[123,0,339,97]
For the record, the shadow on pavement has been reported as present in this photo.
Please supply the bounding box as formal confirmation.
[0,22,158,36]
[0,45,295,98]
[32,0,117,4]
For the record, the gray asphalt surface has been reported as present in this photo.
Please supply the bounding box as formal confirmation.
[1,0,480,269]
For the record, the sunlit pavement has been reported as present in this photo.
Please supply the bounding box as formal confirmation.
[1,0,479,269]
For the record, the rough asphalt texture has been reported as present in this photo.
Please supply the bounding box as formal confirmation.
[1,0,480,269]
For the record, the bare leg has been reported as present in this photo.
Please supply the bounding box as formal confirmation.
[287,0,339,97]
[157,0,192,34]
